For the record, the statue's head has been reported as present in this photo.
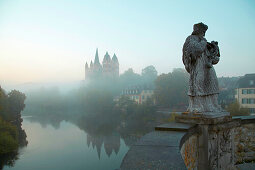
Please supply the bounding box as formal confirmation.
[192,22,208,37]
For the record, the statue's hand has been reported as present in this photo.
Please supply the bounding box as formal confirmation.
[211,41,218,46]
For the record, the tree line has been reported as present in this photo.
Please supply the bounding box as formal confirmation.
[0,87,27,168]
[22,66,247,117]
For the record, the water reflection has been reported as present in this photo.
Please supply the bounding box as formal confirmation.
[86,133,121,159]
[24,113,148,159]
[0,153,19,170]
[2,112,160,170]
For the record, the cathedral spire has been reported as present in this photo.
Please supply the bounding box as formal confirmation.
[103,51,111,63]
[90,60,93,68]
[85,62,88,68]
[94,48,100,64]
[112,53,119,64]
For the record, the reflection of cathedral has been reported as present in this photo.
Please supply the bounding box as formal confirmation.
[86,133,120,159]
[85,49,119,80]
[86,132,142,159]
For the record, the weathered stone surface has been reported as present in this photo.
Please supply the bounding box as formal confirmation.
[155,122,195,132]
[234,123,255,164]
[175,113,232,125]
[180,135,198,170]
[120,116,255,170]
[183,22,222,114]
[120,131,187,170]
[236,162,255,170]
[180,116,255,169]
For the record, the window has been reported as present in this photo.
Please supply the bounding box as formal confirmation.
[250,80,254,85]
[142,95,145,99]
[242,98,248,104]
[249,98,255,104]
[248,89,255,94]
[136,96,139,99]
[249,108,255,113]
[242,89,248,94]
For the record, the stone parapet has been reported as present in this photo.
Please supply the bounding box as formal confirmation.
[120,116,255,170]
[180,115,255,170]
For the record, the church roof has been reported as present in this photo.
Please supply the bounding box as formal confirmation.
[112,53,119,63]
[90,60,93,68]
[238,74,255,88]
[103,52,111,63]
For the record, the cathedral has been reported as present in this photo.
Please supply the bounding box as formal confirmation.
[85,49,119,80]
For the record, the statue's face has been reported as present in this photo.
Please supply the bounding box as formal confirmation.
[201,30,206,37]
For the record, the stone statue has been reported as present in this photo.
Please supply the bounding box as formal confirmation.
[182,23,224,114]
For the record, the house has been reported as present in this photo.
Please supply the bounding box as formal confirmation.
[121,86,154,104]
[235,74,255,115]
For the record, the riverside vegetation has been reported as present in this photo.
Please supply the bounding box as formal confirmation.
[0,88,27,169]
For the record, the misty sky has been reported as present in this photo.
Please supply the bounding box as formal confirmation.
[0,0,255,85]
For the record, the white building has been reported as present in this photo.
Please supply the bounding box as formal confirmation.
[235,74,255,115]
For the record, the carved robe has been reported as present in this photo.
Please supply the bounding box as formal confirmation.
[182,35,221,112]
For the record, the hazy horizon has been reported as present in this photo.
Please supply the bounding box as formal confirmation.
[1,0,255,87]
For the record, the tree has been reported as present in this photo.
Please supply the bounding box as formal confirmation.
[226,101,250,116]
[0,117,18,154]
[8,90,26,115]
[116,96,136,115]
[0,88,8,119]
[141,65,158,85]
[154,68,189,109]
[119,68,141,88]
[81,89,114,113]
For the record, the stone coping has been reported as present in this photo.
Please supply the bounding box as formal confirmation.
[233,115,255,124]
[175,114,232,125]
[155,122,195,132]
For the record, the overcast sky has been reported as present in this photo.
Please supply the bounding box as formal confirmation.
[0,0,255,86]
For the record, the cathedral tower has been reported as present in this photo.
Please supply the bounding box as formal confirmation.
[93,48,102,77]
[85,49,119,80]
[85,62,89,80]
[102,52,112,77]
[112,54,119,77]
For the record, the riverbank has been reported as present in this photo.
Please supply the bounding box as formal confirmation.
[0,88,27,170]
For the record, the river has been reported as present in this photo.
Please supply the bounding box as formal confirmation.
[3,116,130,170]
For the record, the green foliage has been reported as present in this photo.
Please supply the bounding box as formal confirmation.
[226,101,250,116]
[154,68,189,108]
[7,90,26,112]
[119,68,142,88]
[0,117,18,154]
[0,89,9,120]
[115,95,157,133]
[82,89,114,113]
[0,87,26,155]
[141,65,158,86]
[117,96,136,115]
[0,88,26,121]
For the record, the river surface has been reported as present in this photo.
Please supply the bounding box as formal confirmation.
[3,116,130,170]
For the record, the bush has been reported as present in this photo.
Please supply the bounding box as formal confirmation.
[0,117,18,154]
[226,101,250,116]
